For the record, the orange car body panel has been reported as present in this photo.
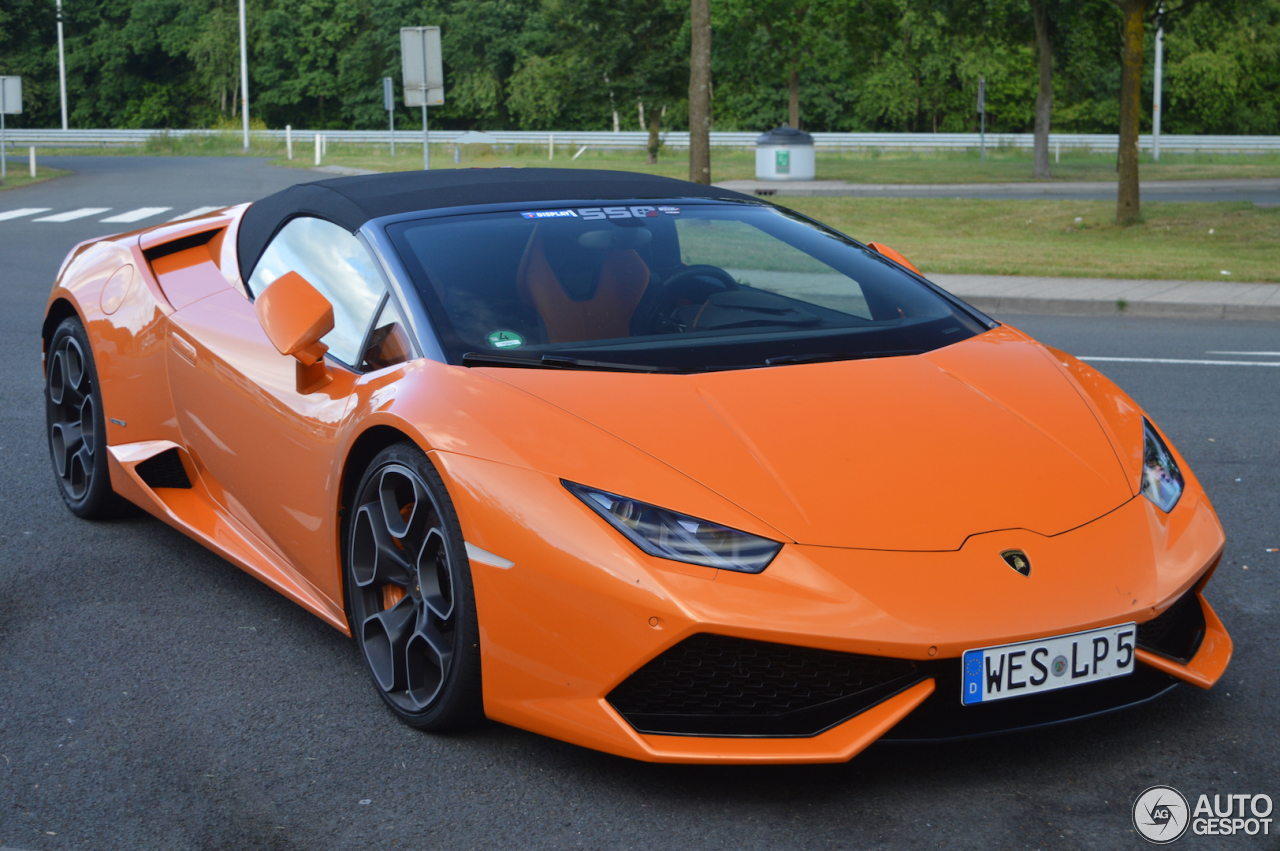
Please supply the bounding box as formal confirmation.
[481,325,1134,550]
[867,241,922,275]
[44,202,1230,763]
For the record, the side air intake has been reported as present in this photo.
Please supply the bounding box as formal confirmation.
[135,448,193,489]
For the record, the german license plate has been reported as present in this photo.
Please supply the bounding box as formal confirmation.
[961,623,1137,705]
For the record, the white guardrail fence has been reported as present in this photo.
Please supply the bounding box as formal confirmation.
[3,128,1279,153]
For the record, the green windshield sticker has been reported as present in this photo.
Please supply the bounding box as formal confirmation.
[487,330,524,349]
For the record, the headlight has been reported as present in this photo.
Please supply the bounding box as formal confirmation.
[563,481,782,573]
[1141,418,1184,513]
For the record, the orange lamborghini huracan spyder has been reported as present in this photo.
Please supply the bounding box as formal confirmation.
[43,169,1230,763]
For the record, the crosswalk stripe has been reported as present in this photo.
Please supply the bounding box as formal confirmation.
[0,208,53,221]
[101,207,172,223]
[167,206,224,222]
[33,208,112,222]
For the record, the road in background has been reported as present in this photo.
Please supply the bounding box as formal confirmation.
[1,159,1277,850]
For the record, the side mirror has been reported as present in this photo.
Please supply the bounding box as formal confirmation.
[867,241,922,276]
[255,271,335,394]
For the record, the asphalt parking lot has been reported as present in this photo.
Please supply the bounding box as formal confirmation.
[1,158,1277,850]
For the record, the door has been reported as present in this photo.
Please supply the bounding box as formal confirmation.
[165,217,389,600]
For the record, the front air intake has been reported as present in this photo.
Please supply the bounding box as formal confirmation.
[1137,587,1207,664]
[607,633,920,738]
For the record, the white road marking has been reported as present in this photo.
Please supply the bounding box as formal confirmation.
[0,208,52,221]
[100,207,172,223]
[167,206,223,222]
[1205,351,1280,357]
[1081,356,1280,367]
[33,208,112,222]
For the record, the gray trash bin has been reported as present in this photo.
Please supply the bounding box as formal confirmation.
[755,126,815,181]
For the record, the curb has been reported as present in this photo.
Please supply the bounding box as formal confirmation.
[960,295,1280,322]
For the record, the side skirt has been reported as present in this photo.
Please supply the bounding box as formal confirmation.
[107,440,349,634]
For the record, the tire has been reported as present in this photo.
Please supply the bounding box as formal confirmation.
[45,316,128,519]
[345,442,484,731]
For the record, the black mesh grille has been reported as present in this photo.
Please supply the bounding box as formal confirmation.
[608,634,920,737]
[135,448,192,489]
[1137,587,1206,664]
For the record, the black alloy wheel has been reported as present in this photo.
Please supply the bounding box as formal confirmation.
[346,442,484,730]
[46,317,126,518]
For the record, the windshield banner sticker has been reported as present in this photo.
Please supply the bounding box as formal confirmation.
[521,210,579,219]
[576,206,672,220]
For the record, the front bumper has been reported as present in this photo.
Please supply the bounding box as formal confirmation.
[437,451,1230,764]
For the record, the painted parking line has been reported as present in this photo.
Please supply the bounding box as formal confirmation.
[33,208,112,222]
[0,208,53,221]
[1081,356,1280,367]
[101,207,173,223]
[167,206,224,221]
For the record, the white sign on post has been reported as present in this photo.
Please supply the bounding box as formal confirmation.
[401,26,444,170]
[1,76,23,183]
[400,27,444,107]
[0,77,20,114]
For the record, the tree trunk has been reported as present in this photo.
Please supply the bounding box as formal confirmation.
[647,112,661,164]
[1116,0,1147,225]
[788,65,800,128]
[1031,0,1052,179]
[605,73,619,132]
[688,0,712,184]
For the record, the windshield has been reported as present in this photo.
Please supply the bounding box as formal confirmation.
[385,201,987,371]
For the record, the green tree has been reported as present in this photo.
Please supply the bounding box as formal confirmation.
[2,0,1277,138]
[1163,1,1279,133]
[188,3,239,115]
[550,0,688,161]
[1109,0,1209,224]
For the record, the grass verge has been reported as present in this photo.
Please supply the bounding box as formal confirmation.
[0,165,69,191]
[274,142,1280,183]
[778,197,1280,283]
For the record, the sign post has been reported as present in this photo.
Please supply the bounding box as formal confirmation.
[400,26,444,171]
[383,77,396,156]
[56,0,68,129]
[1153,5,1164,162]
[977,78,986,164]
[238,0,250,150]
[1,77,23,184]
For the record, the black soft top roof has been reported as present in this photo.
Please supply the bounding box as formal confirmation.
[237,168,758,283]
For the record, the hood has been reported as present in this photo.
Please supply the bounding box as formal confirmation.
[483,327,1134,551]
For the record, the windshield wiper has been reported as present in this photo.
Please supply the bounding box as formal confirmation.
[764,350,924,366]
[462,352,680,373]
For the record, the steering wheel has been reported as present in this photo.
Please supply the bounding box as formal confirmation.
[630,265,740,336]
